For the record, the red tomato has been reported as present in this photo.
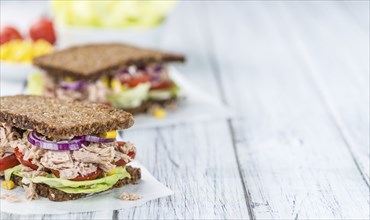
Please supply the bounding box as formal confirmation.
[0,154,20,172]
[51,168,102,181]
[150,80,174,90]
[116,141,136,166]
[14,147,39,170]
[0,26,22,45]
[122,74,150,88]
[29,18,56,44]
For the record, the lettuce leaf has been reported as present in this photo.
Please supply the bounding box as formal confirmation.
[148,84,179,100]
[5,165,131,194]
[107,82,151,108]
[27,72,44,95]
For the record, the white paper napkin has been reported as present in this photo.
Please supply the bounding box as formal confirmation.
[130,67,233,129]
[0,161,172,215]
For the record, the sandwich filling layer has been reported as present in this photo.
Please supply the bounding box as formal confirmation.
[28,63,179,111]
[0,123,137,194]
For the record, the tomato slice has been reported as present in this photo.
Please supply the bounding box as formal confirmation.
[150,80,174,90]
[14,147,39,170]
[116,141,136,167]
[0,154,20,172]
[122,74,150,88]
[51,168,102,181]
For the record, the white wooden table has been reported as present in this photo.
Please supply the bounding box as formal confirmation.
[1,1,369,219]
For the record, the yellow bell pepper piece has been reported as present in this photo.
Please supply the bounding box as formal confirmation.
[2,180,15,190]
[101,130,117,139]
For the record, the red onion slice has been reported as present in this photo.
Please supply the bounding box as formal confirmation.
[60,81,88,91]
[28,131,85,151]
[84,135,115,143]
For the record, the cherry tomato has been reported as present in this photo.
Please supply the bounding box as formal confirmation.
[122,74,150,88]
[150,80,174,90]
[14,147,38,170]
[0,26,22,45]
[51,168,102,181]
[29,18,56,44]
[0,154,20,172]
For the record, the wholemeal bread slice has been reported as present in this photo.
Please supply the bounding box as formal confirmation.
[0,95,134,138]
[10,166,141,202]
[33,43,185,80]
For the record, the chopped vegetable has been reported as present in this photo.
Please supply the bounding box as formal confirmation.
[0,26,22,45]
[2,180,15,190]
[28,131,85,151]
[0,154,20,172]
[101,130,117,139]
[29,18,57,44]
[0,39,53,63]
[153,107,166,119]
[107,168,117,176]
[27,72,45,95]
[84,135,115,143]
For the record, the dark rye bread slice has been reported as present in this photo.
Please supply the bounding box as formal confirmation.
[0,95,134,138]
[10,166,141,202]
[33,43,185,80]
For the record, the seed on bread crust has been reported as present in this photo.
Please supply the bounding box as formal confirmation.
[33,43,185,81]
[0,95,134,138]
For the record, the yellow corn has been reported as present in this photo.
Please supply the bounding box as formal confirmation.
[153,107,166,119]
[2,180,15,190]
[107,169,117,176]
[64,76,74,83]
[111,79,122,92]
[101,130,117,139]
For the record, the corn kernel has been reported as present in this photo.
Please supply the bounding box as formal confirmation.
[111,79,122,92]
[64,76,74,83]
[153,107,166,119]
[2,180,15,190]
[107,169,117,176]
[101,130,117,139]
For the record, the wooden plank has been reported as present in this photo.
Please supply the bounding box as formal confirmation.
[280,0,369,183]
[115,122,250,219]
[204,1,369,219]
[115,2,250,219]
[1,2,249,220]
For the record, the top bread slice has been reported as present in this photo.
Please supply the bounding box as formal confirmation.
[33,43,185,80]
[0,95,134,138]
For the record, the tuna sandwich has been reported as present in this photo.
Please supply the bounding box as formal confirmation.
[0,95,140,201]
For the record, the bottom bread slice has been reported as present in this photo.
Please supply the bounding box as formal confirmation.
[10,166,141,202]
[125,97,177,115]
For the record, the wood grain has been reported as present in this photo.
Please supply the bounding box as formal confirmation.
[1,1,369,219]
[204,1,369,219]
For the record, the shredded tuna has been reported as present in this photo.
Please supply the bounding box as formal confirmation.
[87,80,110,103]
[0,123,136,180]
[119,192,141,201]
[73,143,116,172]
[23,182,38,200]
[21,166,48,179]
[0,123,21,158]
[0,193,21,203]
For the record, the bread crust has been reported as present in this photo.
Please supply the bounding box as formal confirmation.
[0,95,134,137]
[33,43,185,80]
[10,166,141,202]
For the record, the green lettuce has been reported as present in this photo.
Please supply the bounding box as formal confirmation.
[108,82,151,109]
[27,72,45,95]
[148,85,179,100]
[5,165,131,194]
